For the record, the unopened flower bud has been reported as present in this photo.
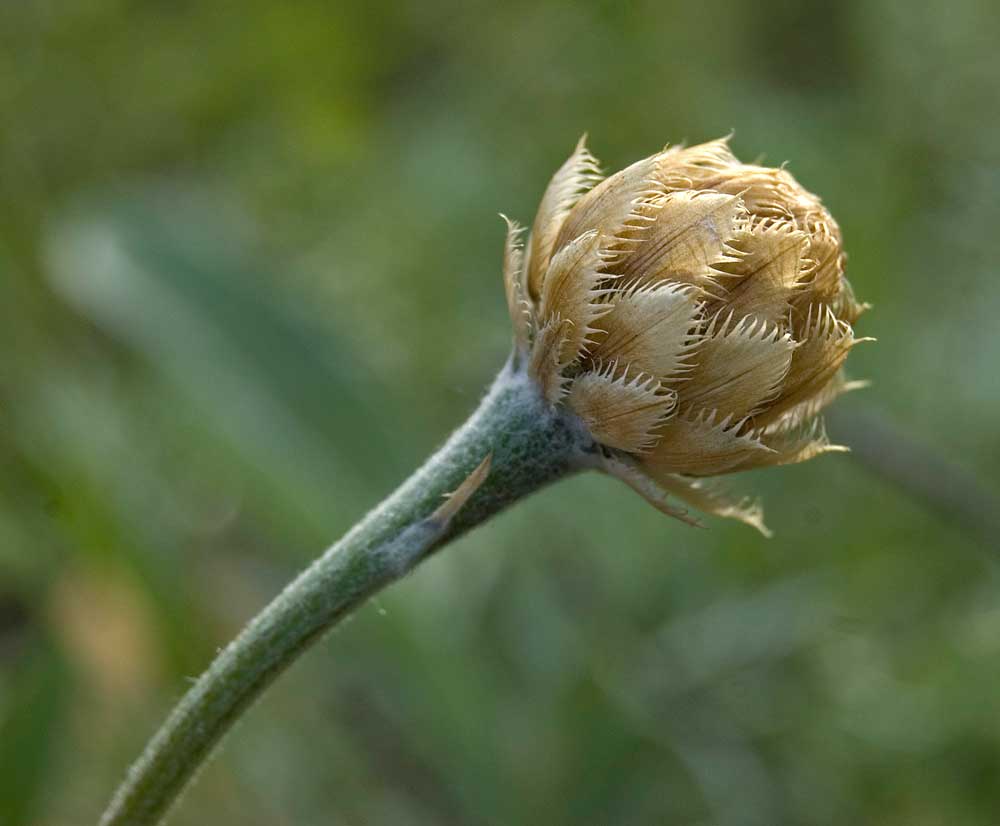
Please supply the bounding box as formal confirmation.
[501,136,872,533]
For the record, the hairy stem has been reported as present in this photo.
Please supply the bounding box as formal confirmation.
[100,364,589,826]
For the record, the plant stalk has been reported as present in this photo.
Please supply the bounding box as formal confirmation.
[99,363,590,825]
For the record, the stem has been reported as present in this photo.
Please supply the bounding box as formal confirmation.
[100,363,589,825]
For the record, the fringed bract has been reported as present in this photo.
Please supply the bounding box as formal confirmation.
[499,135,870,531]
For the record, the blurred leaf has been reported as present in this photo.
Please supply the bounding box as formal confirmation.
[46,191,413,542]
[0,632,70,826]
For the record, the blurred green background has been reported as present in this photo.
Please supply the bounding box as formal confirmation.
[2,1,1000,824]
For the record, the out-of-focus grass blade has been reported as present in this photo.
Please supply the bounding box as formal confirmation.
[45,190,411,540]
[830,404,1000,551]
[0,632,70,826]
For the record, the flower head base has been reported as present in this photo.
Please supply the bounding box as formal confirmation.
[501,136,872,534]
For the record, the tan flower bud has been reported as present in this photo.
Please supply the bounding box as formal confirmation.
[501,137,872,534]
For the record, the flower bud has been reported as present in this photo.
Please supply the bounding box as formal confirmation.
[501,136,871,534]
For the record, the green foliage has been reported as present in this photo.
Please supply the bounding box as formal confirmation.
[1,1,999,824]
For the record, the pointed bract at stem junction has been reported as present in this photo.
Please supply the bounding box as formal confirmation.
[501,134,871,533]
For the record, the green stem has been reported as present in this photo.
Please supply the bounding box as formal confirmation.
[99,363,590,826]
